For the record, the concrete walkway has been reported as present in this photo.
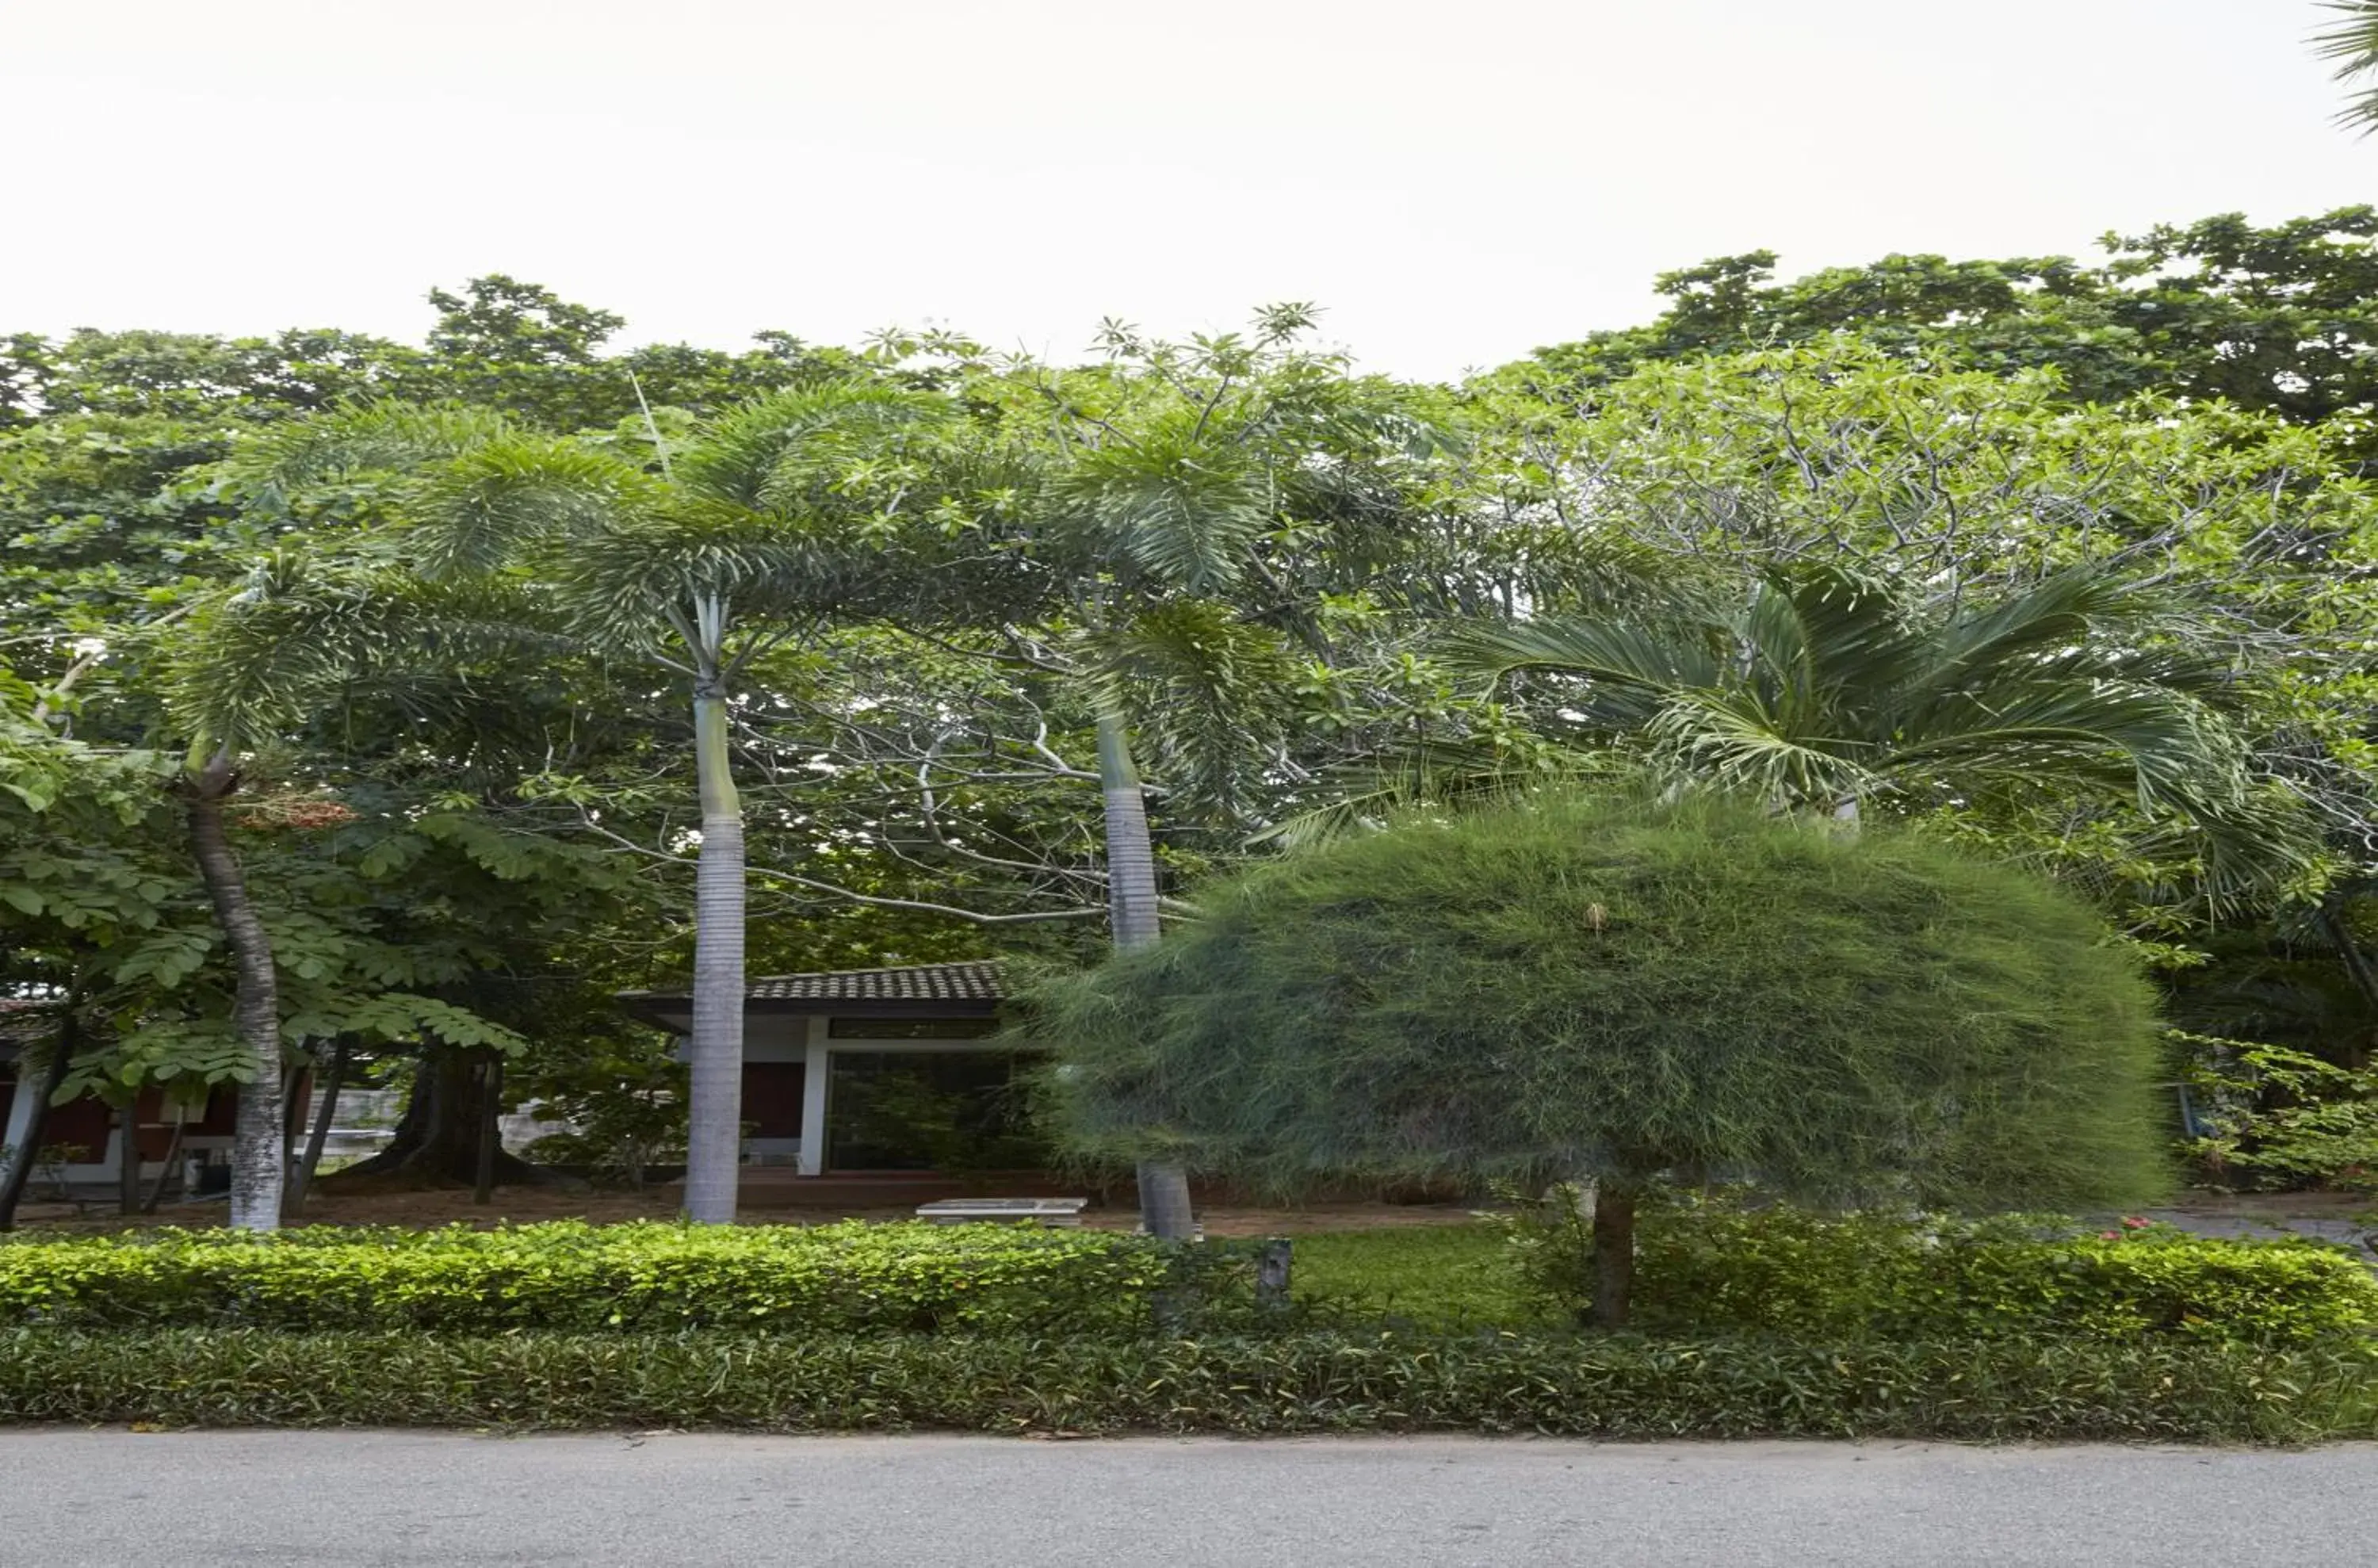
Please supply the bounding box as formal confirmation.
[6,1430,2373,1566]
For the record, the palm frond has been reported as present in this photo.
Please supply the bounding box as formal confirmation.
[679,383,955,513]
[1252,738,1627,850]
[2313,0,2378,133]
[1057,424,1273,595]
[223,402,515,510]
[1440,612,1726,703]
[170,555,575,751]
[1073,601,1302,813]
[410,438,659,579]
[1645,686,1875,808]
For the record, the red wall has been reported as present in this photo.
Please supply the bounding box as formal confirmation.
[741,1062,807,1138]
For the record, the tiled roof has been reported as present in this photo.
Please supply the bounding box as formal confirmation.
[748,961,1004,1003]
[625,960,1005,1008]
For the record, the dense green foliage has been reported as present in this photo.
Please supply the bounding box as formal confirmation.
[2181,1038,2378,1191]
[1504,207,2378,431]
[0,1222,1261,1336]
[5,1327,2374,1442]
[1290,1226,1554,1331]
[1494,1194,2378,1345]
[13,208,2378,1222]
[1027,793,2169,1210]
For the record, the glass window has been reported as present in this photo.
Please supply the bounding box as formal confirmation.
[824,1050,1042,1172]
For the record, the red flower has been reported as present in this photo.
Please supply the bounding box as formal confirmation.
[2099,1230,2121,1240]
[2120,1216,2151,1230]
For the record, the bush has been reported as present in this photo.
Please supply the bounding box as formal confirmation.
[0,1222,1264,1337]
[3,1328,2374,1443]
[1291,1226,1555,1331]
[2177,1034,2378,1192]
[1025,793,2170,1217]
[1497,1189,2378,1345]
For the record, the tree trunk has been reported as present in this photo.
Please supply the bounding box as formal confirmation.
[473,1054,503,1206]
[2321,898,2378,1069]
[185,748,285,1232]
[1591,1183,1638,1330]
[331,1049,550,1187]
[141,1114,187,1214]
[116,1103,141,1217]
[682,676,747,1224]
[285,1043,348,1214]
[0,1012,76,1232]
[1098,713,1197,1241]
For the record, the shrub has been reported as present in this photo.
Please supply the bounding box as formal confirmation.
[2,1328,2373,1443]
[2177,1034,2378,1192]
[1020,792,2171,1325]
[0,1222,1264,1336]
[1496,1189,2378,1345]
[1291,1226,1555,1331]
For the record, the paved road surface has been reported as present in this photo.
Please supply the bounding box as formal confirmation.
[5,1430,2370,1566]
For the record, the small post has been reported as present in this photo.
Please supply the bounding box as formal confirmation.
[1255,1237,1293,1314]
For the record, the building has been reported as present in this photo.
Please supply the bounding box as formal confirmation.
[617,960,1054,1194]
[0,1001,242,1193]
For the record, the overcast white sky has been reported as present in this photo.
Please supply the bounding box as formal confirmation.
[4,1,2370,379]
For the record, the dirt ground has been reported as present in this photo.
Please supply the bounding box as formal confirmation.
[9,1178,1491,1237]
[14,1183,2364,1239]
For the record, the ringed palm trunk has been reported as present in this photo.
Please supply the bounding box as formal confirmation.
[1098,714,1197,1241]
[680,678,747,1223]
[186,748,285,1232]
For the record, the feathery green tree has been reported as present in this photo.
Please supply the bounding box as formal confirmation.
[1023,793,2171,1325]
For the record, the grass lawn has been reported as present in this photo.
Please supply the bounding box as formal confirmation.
[1290,1223,1558,1331]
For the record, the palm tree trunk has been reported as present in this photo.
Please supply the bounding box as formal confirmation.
[185,747,285,1232]
[2320,898,2378,1069]
[1098,714,1197,1241]
[0,1011,77,1233]
[681,679,747,1224]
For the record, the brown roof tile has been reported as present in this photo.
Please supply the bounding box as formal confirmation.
[621,960,1005,1009]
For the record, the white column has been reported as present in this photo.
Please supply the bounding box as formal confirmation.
[797,1015,829,1176]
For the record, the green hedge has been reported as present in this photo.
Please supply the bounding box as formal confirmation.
[0,1222,1258,1336]
[4,1329,2374,1442]
[1503,1194,2378,1344]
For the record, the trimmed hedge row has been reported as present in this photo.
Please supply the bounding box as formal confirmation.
[0,1222,1257,1336]
[1504,1193,2378,1345]
[3,1329,2374,1443]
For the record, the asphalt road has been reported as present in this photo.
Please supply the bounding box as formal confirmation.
[4,1430,2371,1566]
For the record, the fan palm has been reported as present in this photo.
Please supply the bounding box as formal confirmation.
[2314,2,2378,135]
[1447,563,2255,836]
[193,387,977,1221]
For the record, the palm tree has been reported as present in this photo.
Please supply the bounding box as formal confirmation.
[203,387,975,1221]
[971,310,1447,1236]
[1448,562,2258,836]
[2314,2,2378,135]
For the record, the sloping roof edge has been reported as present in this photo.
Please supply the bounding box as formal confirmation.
[617,959,1006,1017]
